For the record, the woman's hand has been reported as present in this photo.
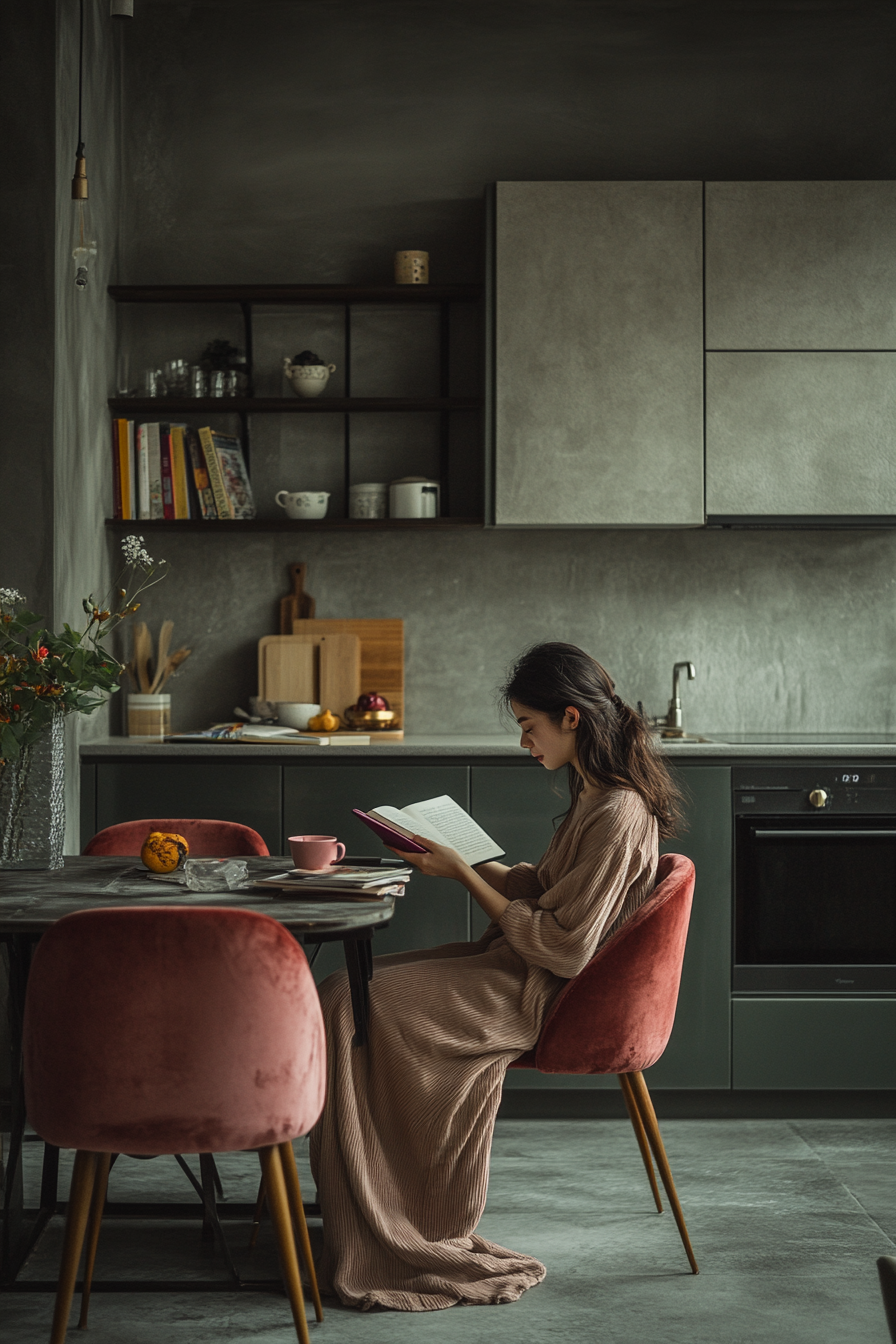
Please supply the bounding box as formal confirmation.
[386,837,466,881]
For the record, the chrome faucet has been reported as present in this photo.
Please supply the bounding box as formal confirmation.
[666,662,696,732]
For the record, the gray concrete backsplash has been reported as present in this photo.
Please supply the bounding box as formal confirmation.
[114,525,896,738]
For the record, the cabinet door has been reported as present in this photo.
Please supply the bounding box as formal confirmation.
[706,351,896,516]
[648,765,732,1088]
[93,762,281,855]
[283,765,471,974]
[705,181,896,350]
[492,180,704,526]
[733,999,896,1089]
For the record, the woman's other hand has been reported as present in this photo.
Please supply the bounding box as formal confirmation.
[386,837,465,881]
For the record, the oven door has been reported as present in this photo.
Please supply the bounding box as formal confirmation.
[734,816,896,992]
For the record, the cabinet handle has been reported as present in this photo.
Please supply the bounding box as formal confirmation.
[752,829,896,839]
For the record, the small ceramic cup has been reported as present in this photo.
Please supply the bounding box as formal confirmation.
[275,490,330,520]
[276,702,321,730]
[289,835,346,870]
[349,482,389,520]
[283,358,337,398]
[394,250,429,284]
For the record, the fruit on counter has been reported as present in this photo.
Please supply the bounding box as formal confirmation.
[141,831,189,873]
[356,692,390,711]
[307,708,341,732]
[293,349,324,365]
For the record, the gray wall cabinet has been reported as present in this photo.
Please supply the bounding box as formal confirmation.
[705,181,896,351]
[491,181,704,527]
[706,352,896,516]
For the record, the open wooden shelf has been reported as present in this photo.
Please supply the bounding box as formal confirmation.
[105,517,485,532]
[108,284,482,305]
[108,397,483,414]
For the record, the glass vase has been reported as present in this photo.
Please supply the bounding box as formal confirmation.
[0,715,65,869]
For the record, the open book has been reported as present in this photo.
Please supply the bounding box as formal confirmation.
[353,795,505,867]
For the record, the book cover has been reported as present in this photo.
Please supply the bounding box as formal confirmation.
[136,424,151,519]
[159,424,175,520]
[146,422,164,520]
[170,425,191,519]
[198,426,233,519]
[212,432,256,520]
[351,811,430,853]
[185,427,217,519]
[356,796,505,865]
[111,420,123,519]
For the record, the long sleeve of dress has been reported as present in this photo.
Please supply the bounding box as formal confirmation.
[496,790,657,979]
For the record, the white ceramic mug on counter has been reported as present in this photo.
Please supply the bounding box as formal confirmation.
[389,476,440,519]
[276,702,321,730]
[275,490,330,520]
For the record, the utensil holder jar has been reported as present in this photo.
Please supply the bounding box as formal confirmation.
[128,693,171,740]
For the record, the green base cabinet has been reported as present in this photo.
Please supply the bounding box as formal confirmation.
[733,998,896,1089]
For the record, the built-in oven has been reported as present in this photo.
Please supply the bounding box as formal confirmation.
[733,765,896,993]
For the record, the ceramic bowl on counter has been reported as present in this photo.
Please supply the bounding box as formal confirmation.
[276,702,321,730]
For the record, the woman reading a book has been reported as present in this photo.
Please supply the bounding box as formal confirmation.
[310,641,682,1311]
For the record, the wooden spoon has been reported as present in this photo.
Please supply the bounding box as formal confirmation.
[133,622,153,693]
[149,620,175,693]
[156,646,192,690]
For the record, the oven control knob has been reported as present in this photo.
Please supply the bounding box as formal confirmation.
[809,788,829,809]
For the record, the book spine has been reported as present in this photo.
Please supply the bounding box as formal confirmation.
[147,423,164,519]
[127,421,137,518]
[111,420,123,519]
[136,424,151,519]
[185,427,216,519]
[170,426,191,519]
[198,425,233,519]
[159,424,175,520]
[118,419,133,520]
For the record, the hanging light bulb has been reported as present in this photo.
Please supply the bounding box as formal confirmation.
[71,144,96,290]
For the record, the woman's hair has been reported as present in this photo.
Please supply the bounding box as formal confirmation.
[500,642,683,839]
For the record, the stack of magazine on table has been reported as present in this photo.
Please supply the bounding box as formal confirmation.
[257,864,413,902]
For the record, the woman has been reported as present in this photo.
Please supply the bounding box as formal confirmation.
[309,641,682,1311]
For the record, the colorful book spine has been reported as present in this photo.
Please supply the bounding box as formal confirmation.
[159,425,175,520]
[170,426,191,519]
[146,422,164,520]
[111,420,123,519]
[117,419,134,520]
[198,425,234,519]
[185,427,217,519]
[136,424,151,520]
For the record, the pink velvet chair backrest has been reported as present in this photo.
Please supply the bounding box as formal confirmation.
[83,818,270,857]
[531,852,695,1076]
[24,906,325,1155]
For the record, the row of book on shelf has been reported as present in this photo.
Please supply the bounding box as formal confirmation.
[111,421,256,520]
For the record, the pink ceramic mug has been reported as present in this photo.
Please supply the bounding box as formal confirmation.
[289,834,346,870]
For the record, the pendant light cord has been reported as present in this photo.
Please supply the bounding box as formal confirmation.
[77,0,84,156]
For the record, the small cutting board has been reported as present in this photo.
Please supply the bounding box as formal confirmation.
[258,638,316,703]
[278,563,316,635]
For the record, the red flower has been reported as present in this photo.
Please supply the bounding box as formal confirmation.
[33,646,49,662]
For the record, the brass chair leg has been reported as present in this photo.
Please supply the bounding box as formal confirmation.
[279,1140,324,1322]
[247,1175,266,1250]
[77,1151,112,1329]
[628,1070,699,1275]
[50,1150,99,1344]
[259,1146,311,1344]
[618,1073,663,1213]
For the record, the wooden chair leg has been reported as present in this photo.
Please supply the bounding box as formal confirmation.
[77,1151,112,1329]
[628,1070,699,1275]
[279,1140,324,1322]
[618,1073,663,1212]
[247,1175,266,1250]
[50,1150,99,1344]
[259,1146,311,1344]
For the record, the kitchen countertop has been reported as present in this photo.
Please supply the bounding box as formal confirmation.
[80,733,896,760]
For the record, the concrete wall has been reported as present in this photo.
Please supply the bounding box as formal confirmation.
[109,0,896,740]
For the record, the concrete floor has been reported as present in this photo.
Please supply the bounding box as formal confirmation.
[1,1118,894,1343]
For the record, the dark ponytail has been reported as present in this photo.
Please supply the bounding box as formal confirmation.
[500,642,683,839]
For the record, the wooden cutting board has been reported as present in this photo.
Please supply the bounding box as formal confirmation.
[278,562,316,635]
[258,633,361,716]
[258,638,316,703]
[291,618,405,728]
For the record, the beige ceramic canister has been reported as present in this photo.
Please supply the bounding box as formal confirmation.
[128,692,171,740]
[394,250,429,285]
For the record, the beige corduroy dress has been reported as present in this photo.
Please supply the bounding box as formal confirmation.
[309,786,659,1311]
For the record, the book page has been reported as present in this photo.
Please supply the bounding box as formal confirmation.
[368,805,446,845]
[402,795,505,866]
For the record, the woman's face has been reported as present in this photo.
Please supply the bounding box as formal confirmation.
[511,701,579,772]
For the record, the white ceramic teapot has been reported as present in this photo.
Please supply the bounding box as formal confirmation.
[283,354,337,399]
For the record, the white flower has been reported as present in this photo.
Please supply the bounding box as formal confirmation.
[121,535,153,568]
[0,587,26,605]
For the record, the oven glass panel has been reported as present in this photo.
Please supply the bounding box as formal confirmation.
[735,819,896,964]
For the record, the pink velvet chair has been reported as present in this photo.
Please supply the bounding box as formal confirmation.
[509,851,699,1274]
[23,906,325,1344]
[83,818,270,856]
